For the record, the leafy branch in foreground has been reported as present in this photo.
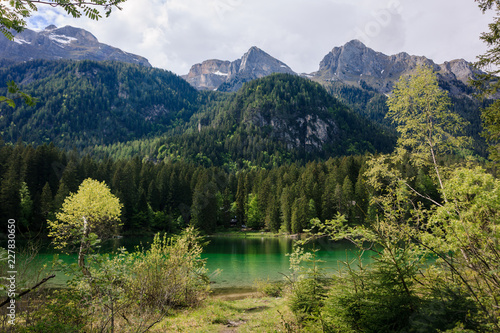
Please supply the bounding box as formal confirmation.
[0,0,126,40]
[472,0,500,161]
[0,80,37,108]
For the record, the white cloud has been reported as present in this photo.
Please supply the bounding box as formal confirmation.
[26,0,495,75]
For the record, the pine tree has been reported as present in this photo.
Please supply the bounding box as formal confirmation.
[235,173,247,226]
[0,154,22,221]
[40,181,53,220]
[19,182,33,229]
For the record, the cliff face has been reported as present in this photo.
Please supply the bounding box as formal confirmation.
[0,25,151,67]
[311,40,480,95]
[184,40,481,96]
[183,46,295,91]
[183,59,234,90]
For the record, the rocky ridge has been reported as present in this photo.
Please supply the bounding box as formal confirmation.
[185,40,481,96]
[311,39,480,95]
[183,46,295,91]
[0,25,151,67]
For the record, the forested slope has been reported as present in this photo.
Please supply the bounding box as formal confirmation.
[0,60,199,149]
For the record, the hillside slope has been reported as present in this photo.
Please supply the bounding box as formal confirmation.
[0,60,198,149]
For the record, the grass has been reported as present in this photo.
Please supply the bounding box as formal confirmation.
[152,294,298,332]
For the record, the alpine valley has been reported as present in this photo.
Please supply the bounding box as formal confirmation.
[0,25,488,166]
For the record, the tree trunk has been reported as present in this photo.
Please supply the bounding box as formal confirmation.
[79,216,91,277]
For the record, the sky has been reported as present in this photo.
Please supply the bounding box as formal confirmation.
[27,0,495,76]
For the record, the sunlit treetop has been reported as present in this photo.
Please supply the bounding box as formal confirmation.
[0,0,126,40]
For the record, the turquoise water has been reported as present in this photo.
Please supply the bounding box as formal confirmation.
[17,235,366,289]
[203,235,362,288]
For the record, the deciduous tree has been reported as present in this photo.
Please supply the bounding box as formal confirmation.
[48,178,122,276]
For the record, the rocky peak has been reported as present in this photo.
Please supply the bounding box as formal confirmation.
[313,40,477,95]
[318,39,389,79]
[239,46,293,75]
[438,59,478,84]
[0,25,151,67]
[183,59,233,90]
[40,25,99,46]
[183,46,295,91]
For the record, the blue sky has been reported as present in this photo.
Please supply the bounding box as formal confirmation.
[27,0,495,75]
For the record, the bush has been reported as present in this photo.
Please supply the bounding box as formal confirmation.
[289,278,325,322]
[255,279,283,297]
[129,226,210,310]
[17,290,87,333]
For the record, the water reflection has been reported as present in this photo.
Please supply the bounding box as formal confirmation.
[202,236,361,288]
[21,235,366,289]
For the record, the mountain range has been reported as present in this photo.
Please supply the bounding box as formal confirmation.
[0,25,151,67]
[0,25,488,165]
[1,24,480,97]
[184,40,480,97]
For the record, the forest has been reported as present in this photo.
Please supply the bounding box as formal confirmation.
[1,64,499,332]
[0,138,375,236]
[1,0,500,331]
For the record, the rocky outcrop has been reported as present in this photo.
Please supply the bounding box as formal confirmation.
[0,25,151,67]
[183,46,295,91]
[249,110,338,151]
[311,40,481,95]
[183,59,234,90]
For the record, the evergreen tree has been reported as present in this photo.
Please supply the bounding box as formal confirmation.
[341,175,354,221]
[235,173,247,226]
[19,182,33,229]
[40,181,53,220]
[190,174,218,233]
[265,197,281,232]
[0,153,22,221]
[246,193,262,229]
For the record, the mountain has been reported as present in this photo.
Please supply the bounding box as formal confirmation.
[183,46,295,91]
[95,74,396,167]
[311,40,479,96]
[183,40,481,98]
[0,60,197,150]
[0,25,151,67]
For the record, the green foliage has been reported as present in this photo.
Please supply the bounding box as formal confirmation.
[18,290,88,333]
[48,178,122,250]
[473,1,500,89]
[469,1,500,161]
[23,227,210,332]
[93,74,396,166]
[0,0,126,40]
[0,80,37,108]
[255,278,283,297]
[19,181,33,228]
[286,245,327,323]
[0,140,395,236]
[48,178,122,277]
[308,66,499,332]
[387,65,470,165]
[421,166,500,327]
[129,227,210,310]
[246,193,262,228]
[0,60,198,150]
[323,81,391,127]
[480,99,500,160]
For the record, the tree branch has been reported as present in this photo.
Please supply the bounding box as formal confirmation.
[0,274,56,308]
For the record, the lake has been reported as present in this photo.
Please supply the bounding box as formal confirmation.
[203,235,363,289]
[19,234,366,290]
